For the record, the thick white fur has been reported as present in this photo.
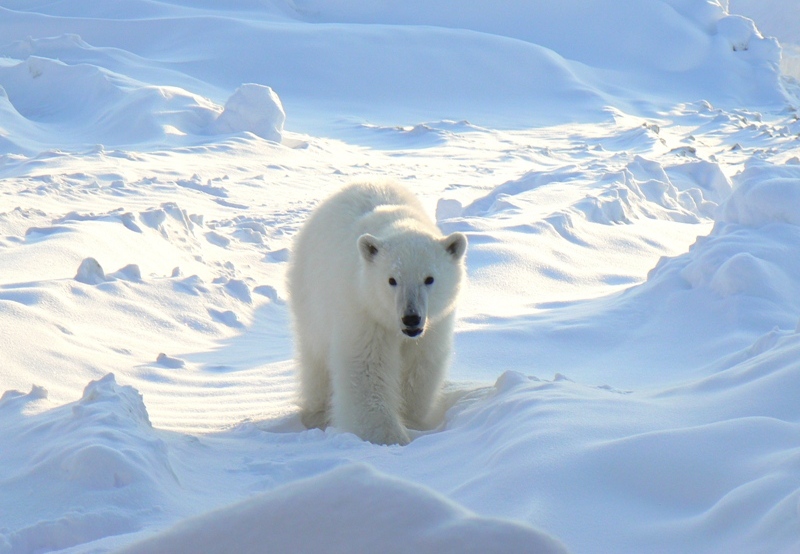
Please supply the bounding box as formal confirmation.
[288,181,467,445]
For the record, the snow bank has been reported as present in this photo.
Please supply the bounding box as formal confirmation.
[728,0,800,79]
[0,0,790,140]
[418,364,800,553]
[292,0,788,113]
[0,38,284,153]
[457,181,800,387]
[0,374,178,553]
[720,161,800,226]
[117,464,567,554]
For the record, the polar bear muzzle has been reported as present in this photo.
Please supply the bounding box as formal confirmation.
[402,312,424,337]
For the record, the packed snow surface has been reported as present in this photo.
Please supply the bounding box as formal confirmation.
[1,1,800,553]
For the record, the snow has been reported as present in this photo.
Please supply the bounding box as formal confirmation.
[1,1,799,553]
[211,84,285,143]
[115,464,568,554]
[727,0,800,79]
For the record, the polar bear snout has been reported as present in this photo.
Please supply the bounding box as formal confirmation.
[401,312,425,337]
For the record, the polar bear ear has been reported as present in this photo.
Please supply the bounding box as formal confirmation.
[442,232,467,260]
[358,234,381,262]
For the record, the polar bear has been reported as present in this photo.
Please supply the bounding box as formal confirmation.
[288,181,467,445]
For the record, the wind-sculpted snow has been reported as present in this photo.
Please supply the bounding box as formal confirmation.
[0,375,177,553]
[0,0,789,147]
[1,1,800,553]
[720,160,800,226]
[117,464,568,554]
[286,0,788,109]
[0,40,285,153]
[454,153,800,388]
[729,0,800,79]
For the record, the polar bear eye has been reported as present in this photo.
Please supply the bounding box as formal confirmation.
[425,276,434,285]
[388,277,397,286]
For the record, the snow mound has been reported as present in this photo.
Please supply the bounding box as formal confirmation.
[117,464,568,554]
[728,0,800,78]
[0,49,284,153]
[0,374,177,553]
[436,365,800,553]
[674,161,800,305]
[75,258,144,285]
[0,56,213,151]
[75,257,108,285]
[211,84,285,143]
[720,161,800,226]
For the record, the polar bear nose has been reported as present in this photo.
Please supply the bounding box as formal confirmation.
[402,314,421,328]
[401,312,424,338]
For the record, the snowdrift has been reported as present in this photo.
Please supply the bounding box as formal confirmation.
[117,464,567,554]
[0,375,178,553]
[0,36,284,154]
[454,154,800,387]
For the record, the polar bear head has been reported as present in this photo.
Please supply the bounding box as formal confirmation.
[357,230,467,338]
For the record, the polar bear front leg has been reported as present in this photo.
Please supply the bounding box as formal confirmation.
[329,326,410,445]
[297,340,330,430]
[401,314,453,430]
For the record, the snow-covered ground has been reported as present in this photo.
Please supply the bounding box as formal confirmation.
[2,1,800,552]
[728,0,800,80]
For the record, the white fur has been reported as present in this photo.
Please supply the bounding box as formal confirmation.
[288,181,467,445]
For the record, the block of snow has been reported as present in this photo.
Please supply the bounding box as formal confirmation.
[156,353,185,369]
[212,84,285,143]
[75,257,107,285]
[108,264,142,282]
